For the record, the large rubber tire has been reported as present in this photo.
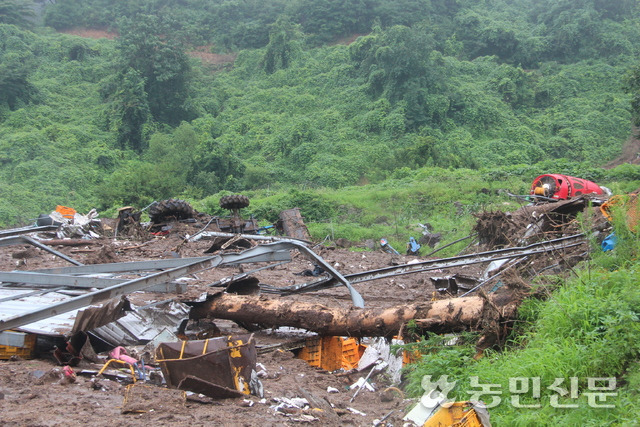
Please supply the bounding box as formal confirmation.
[148,199,195,223]
[219,194,250,210]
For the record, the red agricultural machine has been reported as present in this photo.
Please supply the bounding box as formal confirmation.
[530,174,610,201]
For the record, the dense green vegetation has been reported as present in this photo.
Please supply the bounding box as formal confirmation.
[1,2,640,424]
[402,215,640,425]
[2,0,640,226]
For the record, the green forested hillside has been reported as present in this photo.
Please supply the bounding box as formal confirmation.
[1,0,640,225]
[3,2,640,425]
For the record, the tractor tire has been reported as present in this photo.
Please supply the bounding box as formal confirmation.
[148,199,195,223]
[219,194,250,210]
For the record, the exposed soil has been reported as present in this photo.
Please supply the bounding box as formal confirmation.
[330,33,368,46]
[57,29,237,69]
[59,28,118,39]
[0,219,474,426]
[189,46,237,68]
[604,125,640,168]
[0,195,601,425]
[0,350,411,426]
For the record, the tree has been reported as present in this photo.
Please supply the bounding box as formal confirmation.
[262,17,301,74]
[593,0,638,20]
[454,10,521,62]
[0,0,34,28]
[295,0,377,43]
[0,24,36,112]
[624,64,640,128]
[349,25,446,129]
[188,141,246,196]
[0,57,35,110]
[116,14,194,126]
[373,0,432,28]
[103,68,150,152]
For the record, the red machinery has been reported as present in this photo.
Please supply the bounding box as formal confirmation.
[530,174,604,200]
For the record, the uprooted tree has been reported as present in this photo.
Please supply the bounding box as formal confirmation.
[188,288,524,351]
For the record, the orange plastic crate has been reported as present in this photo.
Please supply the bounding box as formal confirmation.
[297,336,365,371]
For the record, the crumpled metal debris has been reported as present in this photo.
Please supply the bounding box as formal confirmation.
[156,335,261,399]
[49,208,101,239]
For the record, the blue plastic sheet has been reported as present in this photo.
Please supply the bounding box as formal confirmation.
[601,233,618,252]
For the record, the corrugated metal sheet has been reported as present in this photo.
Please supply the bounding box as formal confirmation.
[0,288,81,335]
[92,300,189,346]
[0,287,188,343]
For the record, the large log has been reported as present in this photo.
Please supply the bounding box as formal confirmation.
[189,293,517,338]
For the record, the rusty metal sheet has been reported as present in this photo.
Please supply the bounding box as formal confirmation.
[156,335,257,399]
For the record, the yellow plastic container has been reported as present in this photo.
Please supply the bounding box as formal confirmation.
[0,331,36,360]
[423,402,485,427]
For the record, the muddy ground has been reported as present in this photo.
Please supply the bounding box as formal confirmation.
[0,219,488,426]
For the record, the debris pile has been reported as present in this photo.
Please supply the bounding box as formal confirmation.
[0,186,635,425]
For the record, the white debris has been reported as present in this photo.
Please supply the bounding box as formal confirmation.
[290,397,309,407]
[256,363,268,378]
[357,338,404,384]
[350,377,375,392]
[403,389,446,425]
[347,407,367,416]
[269,396,310,413]
[327,386,339,393]
[291,414,317,422]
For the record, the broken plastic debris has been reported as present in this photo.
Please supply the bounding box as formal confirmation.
[270,396,310,413]
[350,377,375,392]
[347,407,366,416]
[327,386,339,393]
[291,414,317,422]
[403,389,446,425]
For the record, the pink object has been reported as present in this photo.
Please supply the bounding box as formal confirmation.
[109,346,138,365]
[63,365,76,378]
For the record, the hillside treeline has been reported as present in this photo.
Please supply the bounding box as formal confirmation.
[1,0,640,224]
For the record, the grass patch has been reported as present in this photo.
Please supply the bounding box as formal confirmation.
[402,219,640,426]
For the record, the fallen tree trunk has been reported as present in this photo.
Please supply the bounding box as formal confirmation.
[189,292,519,340]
